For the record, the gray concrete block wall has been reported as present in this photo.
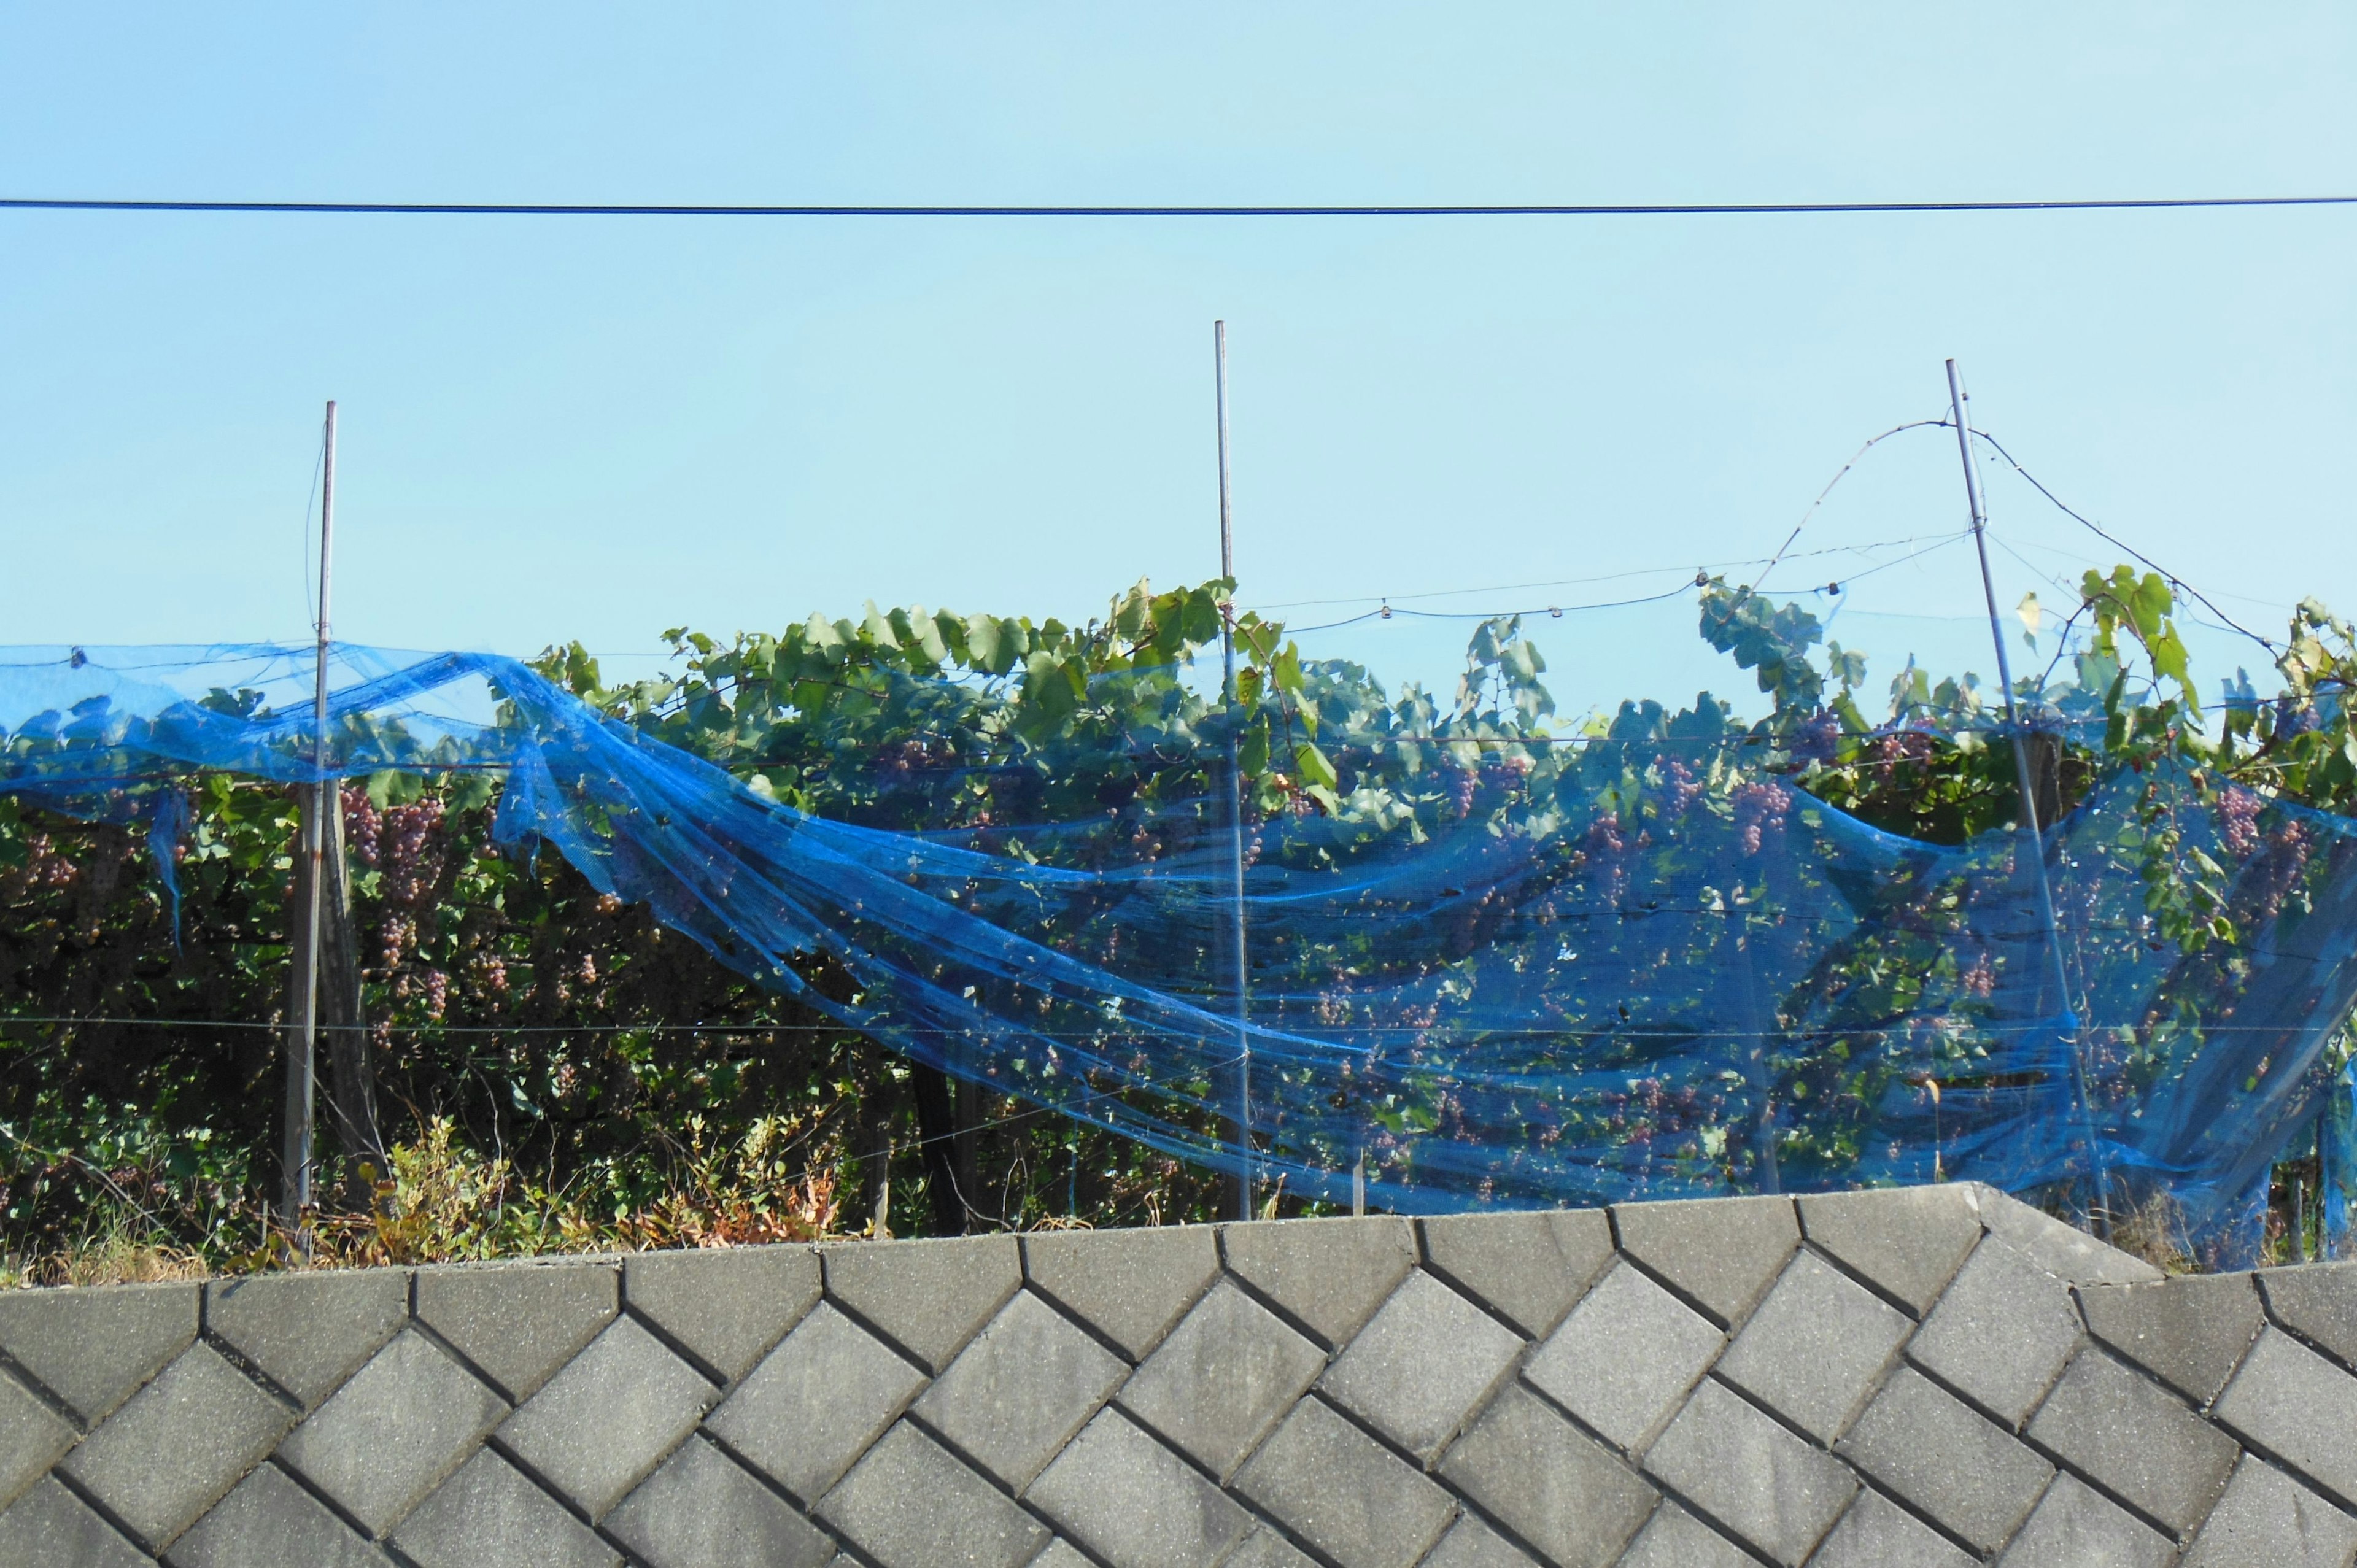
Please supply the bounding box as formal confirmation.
[3,1183,2356,1567]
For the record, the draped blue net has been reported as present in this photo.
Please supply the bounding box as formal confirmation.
[4,635,2353,1261]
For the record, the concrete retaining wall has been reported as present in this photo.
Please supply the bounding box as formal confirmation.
[3,1183,2356,1566]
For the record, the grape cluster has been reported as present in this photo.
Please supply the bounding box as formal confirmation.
[377,913,419,971]
[1865,731,1935,773]
[1581,816,1631,906]
[1448,767,1478,820]
[344,788,447,903]
[1792,710,1841,764]
[2219,786,2263,859]
[875,738,951,786]
[2243,818,2316,926]
[20,834,78,889]
[1662,758,1705,815]
[340,786,379,866]
[379,800,446,906]
[1732,781,1794,857]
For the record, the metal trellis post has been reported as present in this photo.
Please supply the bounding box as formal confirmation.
[1215,322,1253,1221]
[1945,360,2111,1228]
[283,400,335,1238]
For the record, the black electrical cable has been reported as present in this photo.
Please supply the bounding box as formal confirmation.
[4,195,2355,218]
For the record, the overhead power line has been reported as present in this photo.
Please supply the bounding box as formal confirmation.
[3,195,2355,218]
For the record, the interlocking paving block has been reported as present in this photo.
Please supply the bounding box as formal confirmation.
[277,1326,510,1535]
[1438,1383,1655,1568]
[1796,1184,1983,1315]
[391,1446,620,1568]
[2259,1261,2357,1371]
[1996,1473,2175,1568]
[1226,1528,1318,1568]
[1836,1365,2052,1553]
[2181,1455,2357,1568]
[1522,1261,1721,1453]
[624,1245,821,1384]
[414,1259,617,1401]
[2079,1271,2266,1405]
[1023,1224,1220,1360]
[1221,1214,1420,1349]
[705,1299,929,1504]
[1611,1194,1798,1328]
[1715,1251,1911,1443]
[1420,1512,1539,1568]
[1908,1235,2081,1426]
[1615,1502,1752,1568]
[0,1369,77,1512]
[204,1268,409,1410]
[1315,1270,1522,1463]
[499,1313,718,1520]
[1642,1378,1856,1567]
[0,1475,149,1568]
[1115,1276,1324,1480]
[1032,1543,1091,1568]
[816,1421,1049,1568]
[824,1234,1022,1373]
[1808,1489,1976,1568]
[605,1434,835,1568]
[1976,1186,2162,1288]
[1233,1398,1457,1568]
[2026,1347,2240,1535]
[1418,1207,1615,1338]
[910,1289,1125,1490]
[1027,1408,1253,1568]
[2212,1327,2357,1507]
[58,1341,296,1549]
[163,1459,387,1568]
[0,1280,196,1427]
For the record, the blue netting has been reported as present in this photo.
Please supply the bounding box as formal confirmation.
[3,637,2352,1255]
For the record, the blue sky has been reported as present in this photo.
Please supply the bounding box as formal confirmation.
[2,6,2351,714]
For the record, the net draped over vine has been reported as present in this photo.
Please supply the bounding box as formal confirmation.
[3,638,2353,1261]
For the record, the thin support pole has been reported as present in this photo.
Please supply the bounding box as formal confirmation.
[2323,1109,2339,1262]
[1215,321,1253,1221]
[1945,361,2111,1225]
[2293,1137,2309,1265]
[284,401,335,1234]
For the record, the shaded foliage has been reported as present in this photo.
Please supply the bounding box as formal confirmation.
[6,569,2357,1273]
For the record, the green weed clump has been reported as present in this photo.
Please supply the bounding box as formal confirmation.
[2,1114,846,1288]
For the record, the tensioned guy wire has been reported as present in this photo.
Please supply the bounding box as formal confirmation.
[1749,420,1953,592]
[1970,430,2280,655]
[4,195,2355,217]
[1250,532,1967,614]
